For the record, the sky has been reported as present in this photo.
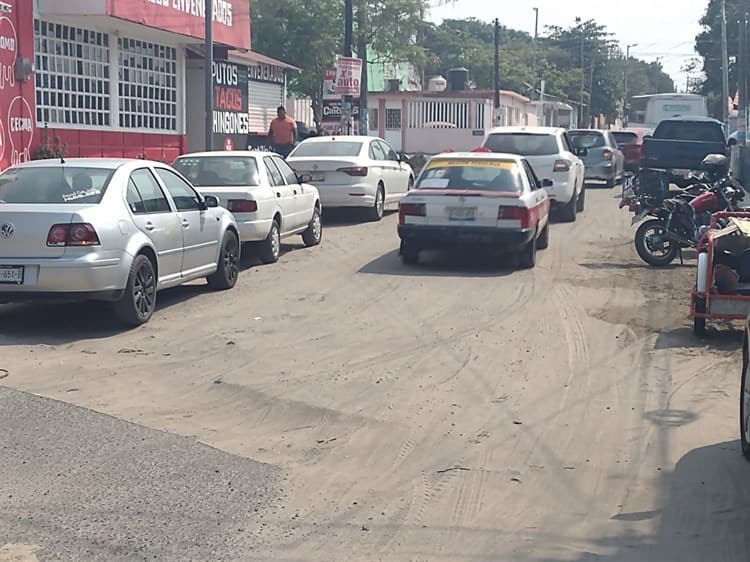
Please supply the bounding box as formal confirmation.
[429,0,710,90]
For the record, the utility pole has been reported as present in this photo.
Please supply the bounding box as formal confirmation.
[532,7,539,102]
[740,12,748,145]
[343,0,353,135]
[587,53,595,127]
[624,44,636,125]
[493,18,501,125]
[576,17,584,128]
[721,0,730,128]
[357,5,368,135]
[204,0,213,150]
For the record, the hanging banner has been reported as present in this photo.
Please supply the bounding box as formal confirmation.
[334,56,362,96]
[212,60,249,151]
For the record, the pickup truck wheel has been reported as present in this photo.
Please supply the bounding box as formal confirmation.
[518,236,537,269]
[559,191,578,222]
[536,222,549,250]
[259,220,281,264]
[400,241,420,265]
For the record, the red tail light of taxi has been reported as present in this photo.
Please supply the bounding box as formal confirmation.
[553,159,570,172]
[472,147,492,152]
[47,223,100,247]
[228,199,258,213]
[399,202,426,224]
[498,206,531,228]
[338,166,369,177]
[602,149,613,160]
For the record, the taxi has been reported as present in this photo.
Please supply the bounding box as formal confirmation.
[397,150,552,268]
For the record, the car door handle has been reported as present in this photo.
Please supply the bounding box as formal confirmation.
[293,189,298,195]
[144,222,155,231]
[276,192,282,198]
[181,219,190,228]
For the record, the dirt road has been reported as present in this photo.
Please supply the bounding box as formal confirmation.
[1,186,749,561]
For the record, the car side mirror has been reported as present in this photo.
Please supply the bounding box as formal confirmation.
[203,195,219,208]
[542,179,554,188]
[729,137,738,146]
[643,134,652,140]
[576,148,588,157]
[397,152,409,163]
[298,173,313,183]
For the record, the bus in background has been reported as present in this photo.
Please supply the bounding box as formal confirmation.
[628,93,708,129]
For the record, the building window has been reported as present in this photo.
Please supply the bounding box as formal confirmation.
[118,38,178,131]
[369,108,379,130]
[385,108,401,130]
[34,19,111,127]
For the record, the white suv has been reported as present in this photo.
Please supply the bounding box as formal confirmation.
[483,127,586,222]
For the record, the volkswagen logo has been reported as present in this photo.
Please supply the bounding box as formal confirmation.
[0,223,13,239]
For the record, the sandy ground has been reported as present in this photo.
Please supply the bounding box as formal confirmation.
[1,186,749,561]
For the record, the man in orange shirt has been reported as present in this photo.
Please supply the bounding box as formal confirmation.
[268,106,297,158]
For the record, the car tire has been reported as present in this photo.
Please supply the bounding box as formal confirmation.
[518,235,537,269]
[407,176,414,191]
[559,190,578,222]
[367,184,385,222]
[693,297,707,337]
[606,177,616,188]
[302,207,323,247]
[400,241,419,265]
[259,219,281,264]
[741,337,750,460]
[207,230,240,290]
[536,221,549,250]
[576,184,586,212]
[113,254,157,327]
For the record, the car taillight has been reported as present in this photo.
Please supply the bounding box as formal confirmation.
[228,199,258,213]
[46,223,100,247]
[498,206,531,228]
[553,160,570,172]
[338,166,368,177]
[603,149,613,160]
[399,202,426,224]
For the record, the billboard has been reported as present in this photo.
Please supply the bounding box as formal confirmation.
[212,60,249,151]
[106,0,251,50]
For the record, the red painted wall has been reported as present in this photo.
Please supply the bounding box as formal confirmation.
[1,0,36,169]
[41,128,186,164]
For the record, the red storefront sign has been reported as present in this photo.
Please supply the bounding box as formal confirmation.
[0,0,36,169]
[106,0,251,50]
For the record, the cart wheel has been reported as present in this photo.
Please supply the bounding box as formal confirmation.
[694,297,707,337]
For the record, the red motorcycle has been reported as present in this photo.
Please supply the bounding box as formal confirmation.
[632,154,746,267]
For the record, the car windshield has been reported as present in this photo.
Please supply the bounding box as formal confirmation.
[174,156,260,187]
[0,166,115,204]
[416,159,524,192]
[612,131,638,146]
[483,133,559,156]
[653,121,725,143]
[290,141,363,157]
[569,132,606,149]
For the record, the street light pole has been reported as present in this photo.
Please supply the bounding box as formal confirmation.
[576,17,584,127]
[624,43,637,125]
[204,0,213,151]
[493,18,500,122]
[721,0,730,128]
[532,7,539,102]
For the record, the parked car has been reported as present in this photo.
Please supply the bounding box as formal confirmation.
[642,116,733,187]
[482,126,586,222]
[0,158,239,326]
[612,128,652,172]
[173,151,321,264]
[568,129,625,188]
[287,135,414,221]
[397,151,551,268]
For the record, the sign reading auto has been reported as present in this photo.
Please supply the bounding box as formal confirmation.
[212,61,248,151]
[108,0,251,50]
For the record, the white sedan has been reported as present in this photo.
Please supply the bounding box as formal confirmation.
[287,135,414,221]
[397,151,551,268]
[173,151,322,264]
[0,158,239,326]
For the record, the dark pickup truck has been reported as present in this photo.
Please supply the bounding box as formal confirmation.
[641,117,733,184]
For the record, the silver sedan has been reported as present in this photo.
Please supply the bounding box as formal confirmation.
[0,158,240,326]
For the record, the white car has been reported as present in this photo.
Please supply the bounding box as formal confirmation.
[173,151,322,264]
[482,126,585,222]
[287,135,414,221]
[0,158,239,326]
[397,151,551,268]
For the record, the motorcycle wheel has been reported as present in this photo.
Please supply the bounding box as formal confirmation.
[634,219,679,267]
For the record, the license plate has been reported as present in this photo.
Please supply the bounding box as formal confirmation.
[311,173,325,182]
[0,265,23,284]
[448,207,476,221]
